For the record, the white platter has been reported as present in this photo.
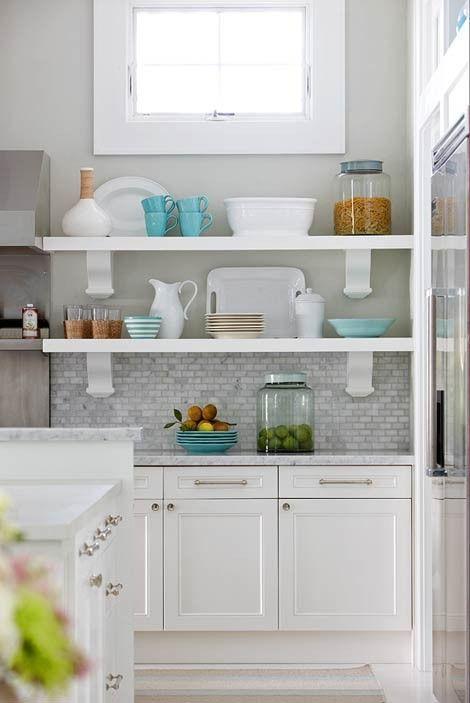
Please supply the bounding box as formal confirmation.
[94,177,169,237]
[208,331,263,339]
[206,267,305,338]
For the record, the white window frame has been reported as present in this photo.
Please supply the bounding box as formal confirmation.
[94,0,345,155]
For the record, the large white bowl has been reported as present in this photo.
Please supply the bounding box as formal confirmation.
[224,197,316,237]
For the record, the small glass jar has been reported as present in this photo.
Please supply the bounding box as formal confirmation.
[257,373,314,454]
[334,160,391,235]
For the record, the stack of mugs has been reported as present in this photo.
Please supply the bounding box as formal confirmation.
[63,305,123,339]
[142,195,213,237]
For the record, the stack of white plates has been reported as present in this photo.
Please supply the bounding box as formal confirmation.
[205,313,265,339]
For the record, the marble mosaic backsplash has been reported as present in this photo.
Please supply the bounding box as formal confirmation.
[50,352,411,453]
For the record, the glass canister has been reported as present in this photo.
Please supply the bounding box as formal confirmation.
[334,160,391,235]
[257,373,314,454]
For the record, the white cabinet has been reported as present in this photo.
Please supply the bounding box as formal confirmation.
[279,498,412,631]
[133,499,163,630]
[164,499,278,631]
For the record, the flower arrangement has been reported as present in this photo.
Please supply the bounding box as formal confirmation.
[0,493,87,700]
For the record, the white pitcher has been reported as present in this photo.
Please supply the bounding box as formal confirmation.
[149,279,198,339]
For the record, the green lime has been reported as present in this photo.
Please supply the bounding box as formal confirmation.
[282,436,299,451]
[299,424,312,438]
[258,437,268,451]
[268,436,283,451]
[275,425,289,439]
[287,425,299,436]
[258,428,268,439]
[299,438,314,451]
[296,426,311,443]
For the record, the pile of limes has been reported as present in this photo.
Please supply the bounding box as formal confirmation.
[257,424,314,453]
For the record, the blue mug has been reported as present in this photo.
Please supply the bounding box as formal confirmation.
[145,212,178,237]
[142,195,176,214]
[177,196,209,213]
[179,212,213,237]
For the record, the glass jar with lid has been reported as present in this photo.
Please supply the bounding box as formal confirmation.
[334,160,391,235]
[257,373,314,454]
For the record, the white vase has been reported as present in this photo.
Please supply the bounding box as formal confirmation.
[149,279,198,339]
[62,168,111,237]
[295,288,325,338]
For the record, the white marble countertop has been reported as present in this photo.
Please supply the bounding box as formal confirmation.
[135,451,414,466]
[0,481,121,539]
[0,427,143,442]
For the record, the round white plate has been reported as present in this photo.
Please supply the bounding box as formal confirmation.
[94,177,169,237]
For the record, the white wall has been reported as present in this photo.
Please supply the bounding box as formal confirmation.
[0,0,411,335]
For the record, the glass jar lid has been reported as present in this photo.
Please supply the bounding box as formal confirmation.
[340,160,383,174]
[264,372,307,384]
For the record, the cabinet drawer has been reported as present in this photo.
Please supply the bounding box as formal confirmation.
[134,467,163,499]
[164,466,277,498]
[280,466,412,499]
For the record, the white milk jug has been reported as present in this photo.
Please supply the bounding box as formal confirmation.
[149,279,198,339]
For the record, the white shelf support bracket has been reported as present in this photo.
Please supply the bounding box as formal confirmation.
[346,351,374,398]
[86,352,114,398]
[86,251,114,299]
[344,249,372,299]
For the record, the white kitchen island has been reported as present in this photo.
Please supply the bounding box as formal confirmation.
[0,427,141,703]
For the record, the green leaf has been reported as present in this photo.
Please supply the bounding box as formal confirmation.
[164,422,177,429]
[174,409,183,421]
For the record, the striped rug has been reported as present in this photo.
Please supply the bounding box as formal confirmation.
[135,665,386,702]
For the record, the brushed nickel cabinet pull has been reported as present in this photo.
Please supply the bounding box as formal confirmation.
[319,478,373,485]
[106,673,123,691]
[106,582,123,597]
[167,503,175,511]
[89,574,102,588]
[194,479,248,486]
[105,514,123,527]
[282,503,291,511]
[151,503,160,512]
[79,540,100,557]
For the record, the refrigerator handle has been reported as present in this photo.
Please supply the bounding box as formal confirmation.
[426,289,445,476]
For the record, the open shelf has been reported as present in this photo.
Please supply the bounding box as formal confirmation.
[0,339,44,350]
[38,235,414,252]
[43,338,414,354]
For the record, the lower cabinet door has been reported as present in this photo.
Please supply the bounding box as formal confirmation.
[133,499,163,630]
[279,498,411,631]
[164,499,278,630]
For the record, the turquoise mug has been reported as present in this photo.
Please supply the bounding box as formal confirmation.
[145,212,178,237]
[179,212,213,237]
[176,196,209,213]
[142,195,176,214]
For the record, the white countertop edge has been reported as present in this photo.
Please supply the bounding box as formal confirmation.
[134,453,415,467]
[0,427,143,442]
[0,480,122,540]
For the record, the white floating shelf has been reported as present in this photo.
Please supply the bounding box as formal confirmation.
[43,338,413,354]
[38,235,414,252]
[42,337,413,399]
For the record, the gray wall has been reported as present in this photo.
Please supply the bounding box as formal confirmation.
[0,0,411,335]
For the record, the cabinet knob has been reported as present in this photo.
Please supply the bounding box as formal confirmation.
[151,503,160,512]
[94,526,112,541]
[79,540,100,557]
[167,503,175,511]
[105,514,123,527]
[282,502,291,511]
[106,582,123,597]
[89,573,103,588]
[106,674,123,691]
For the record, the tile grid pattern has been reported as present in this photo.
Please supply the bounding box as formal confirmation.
[50,352,411,453]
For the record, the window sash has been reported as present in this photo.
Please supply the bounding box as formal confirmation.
[129,3,310,121]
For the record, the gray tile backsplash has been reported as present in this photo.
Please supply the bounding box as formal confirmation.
[50,352,411,453]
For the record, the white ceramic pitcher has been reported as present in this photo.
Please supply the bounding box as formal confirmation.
[149,279,198,339]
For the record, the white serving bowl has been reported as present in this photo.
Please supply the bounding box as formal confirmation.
[224,197,316,237]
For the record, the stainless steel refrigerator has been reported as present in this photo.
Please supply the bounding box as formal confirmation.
[429,111,470,703]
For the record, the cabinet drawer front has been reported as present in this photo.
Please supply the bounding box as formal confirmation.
[134,467,163,499]
[164,466,277,498]
[280,466,412,498]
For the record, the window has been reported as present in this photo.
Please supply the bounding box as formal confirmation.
[133,8,307,119]
[94,0,345,154]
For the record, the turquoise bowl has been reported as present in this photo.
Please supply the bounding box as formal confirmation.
[177,440,238,454]
[124,316,162,339]
[176,430,238,454]
[328,318,396,338]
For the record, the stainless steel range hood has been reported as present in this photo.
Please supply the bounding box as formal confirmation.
[0,150,50,247]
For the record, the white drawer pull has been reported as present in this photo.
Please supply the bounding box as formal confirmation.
[319,478,373,486]
[194,479,248,486]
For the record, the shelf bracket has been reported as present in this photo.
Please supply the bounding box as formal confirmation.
[344,250,372,299]
[86,251,114,299]
[86,353,114,398]
[346,352,374,398]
